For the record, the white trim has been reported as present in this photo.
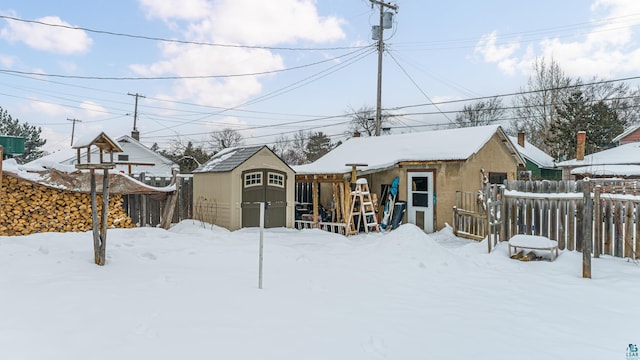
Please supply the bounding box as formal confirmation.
[267,172,285,188]
[244,171,263,188]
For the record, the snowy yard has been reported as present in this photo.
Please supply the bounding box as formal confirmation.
[0,221,638,359]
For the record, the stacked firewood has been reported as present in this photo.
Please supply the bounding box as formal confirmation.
[0,174,135,236]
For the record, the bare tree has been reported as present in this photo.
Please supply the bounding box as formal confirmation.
[209,128,243,153]
[345,105,391,137]
[510,57,573,152]
[453,97,505,128]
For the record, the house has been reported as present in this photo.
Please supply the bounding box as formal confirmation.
[510,132,561,180]
[31,134,177,178]
[294,124,525,233]
[192,145,295,231]
[612,124,640,146]
[555,142,640,179]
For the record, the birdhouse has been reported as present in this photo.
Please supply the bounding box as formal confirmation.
[72,131,123,170]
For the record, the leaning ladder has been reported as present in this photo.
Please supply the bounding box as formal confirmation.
[346,178,379,235]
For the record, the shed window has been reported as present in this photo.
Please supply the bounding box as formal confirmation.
[489,172,507,184]
[118,154,129,161]
[267,172,284,188]
[244,172,262,187]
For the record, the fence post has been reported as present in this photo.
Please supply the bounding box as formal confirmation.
[593,186,601,258]
[582,180,592,279]
[500,185,507,243]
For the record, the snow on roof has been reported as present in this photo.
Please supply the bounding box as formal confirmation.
[193,145,264,173]
[612,124,640,143]
[570,164,640,177]
[294,125,514,175]
[556,142,640,167]
[508,136,556,168]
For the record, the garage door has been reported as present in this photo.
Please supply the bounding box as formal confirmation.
[241,169,287,228]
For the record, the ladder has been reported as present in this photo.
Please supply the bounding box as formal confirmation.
[346,178,379,235]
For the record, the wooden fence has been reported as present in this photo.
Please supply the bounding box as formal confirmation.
[125,174,193,227]
[452,179,640,259]
[501,179,639,259]
[452,186,502,251]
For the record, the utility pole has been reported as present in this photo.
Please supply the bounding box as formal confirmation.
[370,0,398,136]
[67,118,82,146]
[127,92,145,140]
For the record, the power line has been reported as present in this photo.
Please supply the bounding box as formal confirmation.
[0,15,368,52]
[0,47,373,81]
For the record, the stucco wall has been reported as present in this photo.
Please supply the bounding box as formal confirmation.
[317,132,519,232]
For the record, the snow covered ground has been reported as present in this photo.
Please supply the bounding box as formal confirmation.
[0,221,638,359]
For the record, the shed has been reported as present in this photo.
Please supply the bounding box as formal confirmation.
[294,125,525,233]
[192,145,295,230]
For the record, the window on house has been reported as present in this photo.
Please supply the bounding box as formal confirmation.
[267,172,284,187]
[489,172,507,184]
[244,172,262,187]
[118,154,129,161]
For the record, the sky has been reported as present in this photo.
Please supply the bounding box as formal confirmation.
[1,0,640,155]
[1,218,639,359]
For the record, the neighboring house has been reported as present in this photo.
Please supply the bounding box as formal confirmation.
[555,142,640,179]
[612,124,640,146]
[192,145,295,231]
[510,133,562,180]
[31,134,177,178]
[294,124,525,233]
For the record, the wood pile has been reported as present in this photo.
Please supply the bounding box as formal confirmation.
[0,174,135,236]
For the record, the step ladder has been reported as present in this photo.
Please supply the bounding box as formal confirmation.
[346,178,379,235]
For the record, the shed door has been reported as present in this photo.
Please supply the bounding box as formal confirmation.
[242,170,287,228]
[407,171,434,233]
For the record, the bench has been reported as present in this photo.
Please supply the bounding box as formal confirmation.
[508,234,559,261]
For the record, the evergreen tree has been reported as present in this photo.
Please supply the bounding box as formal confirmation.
[546,91,626,161]
[0,106,46,163]
[304,131,333,162]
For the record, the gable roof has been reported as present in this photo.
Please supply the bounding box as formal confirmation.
[72,131,123,153]
[612,124,640,143]
[508,136,556,169]
[194,145,286,173]
[556,142,640,167]
[294,125,524,175]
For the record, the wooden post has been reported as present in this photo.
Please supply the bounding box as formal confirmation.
[624,201,633,259]
[98,168,109,266]
[258,202,264,289]
[312,177,319,227]
[160,170,181,229]
[582,180,592,279]
[140,172,147,227]
[593,186,601,258]
[90,169,100,265]
[636,203,640,260]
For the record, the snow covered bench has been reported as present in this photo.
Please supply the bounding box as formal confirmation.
[508,234,559,261]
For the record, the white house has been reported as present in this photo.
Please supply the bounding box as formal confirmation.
[31,134,177,178]
[555,142,640,179]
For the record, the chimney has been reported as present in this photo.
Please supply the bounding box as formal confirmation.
[353,130,361,138]
[517,132,525,147]
[131,129,140,141]
[576,131,586,161]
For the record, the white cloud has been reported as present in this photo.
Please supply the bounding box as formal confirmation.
[138,0,213,21]
[0,53,15,67]
[133,0,346,107]
[79,101,108,118]
[0,15,92,54]
[475,0,640,78]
